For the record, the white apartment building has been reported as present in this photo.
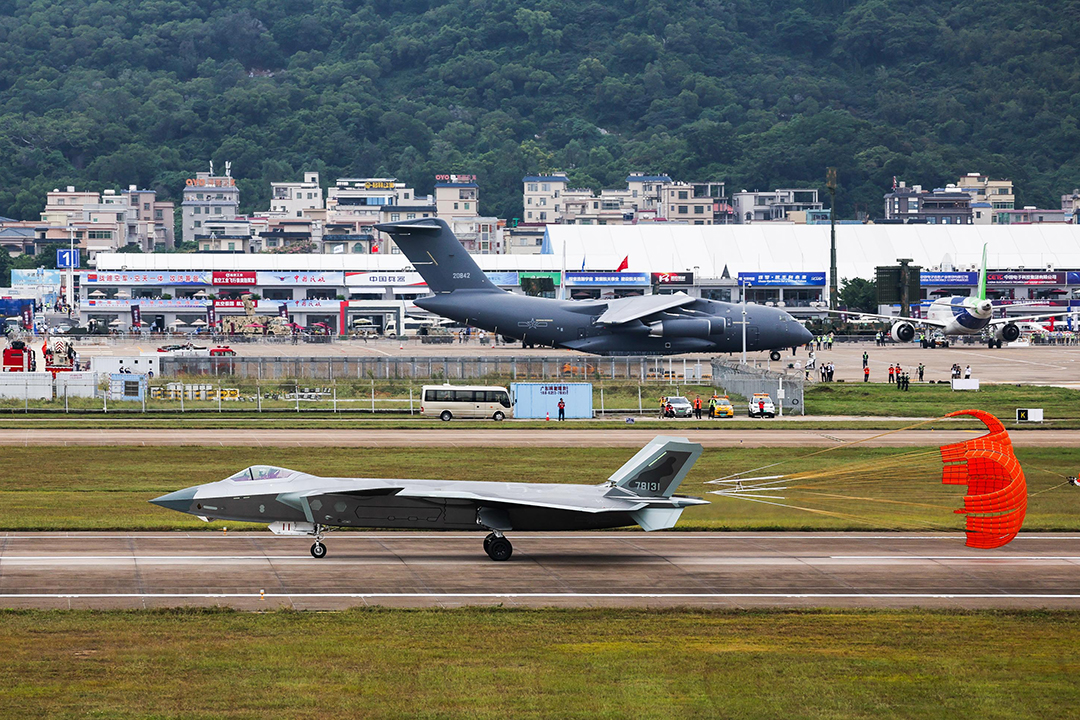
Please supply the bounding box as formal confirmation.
[434,175,480,219]
[957,173,1015,224]
[37,186,171,260]
[268,172,324,218]
[182,172,240,245]
[657,182,715,224]
[522,173,568,224]
[733,189,823,223]
[326,178,435,254]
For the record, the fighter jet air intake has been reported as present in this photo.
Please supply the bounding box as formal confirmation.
[375,218,813,357]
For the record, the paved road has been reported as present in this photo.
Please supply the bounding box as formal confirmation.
[1,532,1078,609]
[2,428,1079,447]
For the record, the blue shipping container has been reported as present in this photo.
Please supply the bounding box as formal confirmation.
[511,382,593,419]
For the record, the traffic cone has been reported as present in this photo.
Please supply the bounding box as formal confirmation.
[546,411,550,421]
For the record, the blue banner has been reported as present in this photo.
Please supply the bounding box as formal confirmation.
[485,272,520,286]
[921,272,978,286]
[737,272,826,286]
[565,272,650,287]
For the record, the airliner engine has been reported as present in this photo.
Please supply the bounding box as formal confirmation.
[890,321,916,343]
[995,323,1020,343]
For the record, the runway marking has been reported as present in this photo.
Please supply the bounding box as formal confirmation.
[5,533,1080,540]
[1,592,1079,600]
[830,556,1080,561]
[950,349,1069,370]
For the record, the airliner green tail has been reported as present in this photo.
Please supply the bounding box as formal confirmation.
[977,243,988,301]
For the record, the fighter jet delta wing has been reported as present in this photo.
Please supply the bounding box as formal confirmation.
[595,292,697,325]
[150,436,709,562]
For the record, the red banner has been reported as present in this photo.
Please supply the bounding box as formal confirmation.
[211,271,256,286]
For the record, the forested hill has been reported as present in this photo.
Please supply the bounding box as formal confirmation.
[1,0,1078,223]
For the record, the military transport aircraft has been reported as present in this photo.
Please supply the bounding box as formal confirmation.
[374,218,813,358]
[151,436,707,561]
[838,245,1078,348]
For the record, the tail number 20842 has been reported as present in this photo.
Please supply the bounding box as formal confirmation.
[453,272,471,279]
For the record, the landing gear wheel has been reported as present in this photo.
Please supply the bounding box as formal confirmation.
[483,532,495,554]
[770,350,781,361]
[486,537,513,561]
[310,542,327,559]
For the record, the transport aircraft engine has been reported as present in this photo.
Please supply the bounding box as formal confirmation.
[890,321,916,343]
[647,317,726,338]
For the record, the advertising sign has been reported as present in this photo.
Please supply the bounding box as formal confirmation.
[279,304,289,320]
[1068,272,1080,285]
[255,272,344,286]
[434,174,477,183]
[206,304,216,328]
[737,272,827,286]
[21,304,32,330]
[921,272,977,286]
[651,272,695,285]
[510,382,593,419]
[211,271,257,286]
[345,271,427,287]
[485,272,520,286]
[565,272,650,287]
[986,271,1065,286]
[11,269,63,288]
[83,271,210,286]
[85,299,209,310]
[130,304,141,328]
[520,271,561,287]
[214,299,342,311]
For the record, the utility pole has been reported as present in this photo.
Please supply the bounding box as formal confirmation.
[826,167,838,311]
[740,278,750,364]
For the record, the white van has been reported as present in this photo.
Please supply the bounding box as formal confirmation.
[421,384,513,421]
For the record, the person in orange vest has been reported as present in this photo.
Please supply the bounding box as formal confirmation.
[557,397,566,421]
[888,364,895,384]
[693,395,702,419]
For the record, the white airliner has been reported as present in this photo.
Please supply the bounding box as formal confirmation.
[839,245,1077,348]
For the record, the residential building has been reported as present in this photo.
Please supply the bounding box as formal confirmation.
[957,173,1014,224]
[882,183,973,225]
[1061,189,1080,222]
[996,207,1070,224]
[326,178,435,253]
[121,185,174,251]
[0,219,38,256]
[658,182,716,225]
[506,224,547,254]
[182,172,240,246]
[38,186,129,260]
[522,173,568,224]
[268,172,323,218]
[448,217,503,254]
[196,218,252,253]
[434,175,480,220]
[733,189,824,223]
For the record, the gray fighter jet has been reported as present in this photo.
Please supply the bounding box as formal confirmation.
[375,218,813,358]
[150,436,708,561]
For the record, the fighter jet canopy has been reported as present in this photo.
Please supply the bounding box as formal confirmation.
[226,466,301,483]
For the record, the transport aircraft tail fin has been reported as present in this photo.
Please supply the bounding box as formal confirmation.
[977,243,988,301]
[375,218,499,294]
[609,436,703,498]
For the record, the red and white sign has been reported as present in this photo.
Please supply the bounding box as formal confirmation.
[212,271,257,286]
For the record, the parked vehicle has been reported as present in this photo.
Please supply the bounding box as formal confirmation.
[421,384,514,421]
[748,393,776,418]
[664,396,694,418]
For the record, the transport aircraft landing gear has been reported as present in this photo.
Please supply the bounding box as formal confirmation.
[484,531,513,561]
[769,350,781,361]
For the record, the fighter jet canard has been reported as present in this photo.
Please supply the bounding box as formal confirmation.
[151,436,708,561]
[373,218,813,358]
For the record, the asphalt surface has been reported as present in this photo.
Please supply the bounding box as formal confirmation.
[2,532,1078,610]
[2,428,1079,447]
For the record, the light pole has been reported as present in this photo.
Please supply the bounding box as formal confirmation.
[67,226,75,312]
[826,167,838,311]
[741,278,751,364]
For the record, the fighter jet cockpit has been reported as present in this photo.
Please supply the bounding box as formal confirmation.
[225,465,300,483]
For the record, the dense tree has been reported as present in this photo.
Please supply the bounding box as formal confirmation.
[838,277,877,312]
[0,0,1077,226]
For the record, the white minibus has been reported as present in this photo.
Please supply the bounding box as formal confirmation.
[421,384,513,421]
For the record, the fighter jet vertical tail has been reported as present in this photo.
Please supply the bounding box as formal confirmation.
[374,218,499,294]
[977,243,988,302]
[608,436,703,498]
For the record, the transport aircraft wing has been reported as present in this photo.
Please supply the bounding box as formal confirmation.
[595,292,696,325]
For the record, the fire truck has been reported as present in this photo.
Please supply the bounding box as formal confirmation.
[3,338,76,377]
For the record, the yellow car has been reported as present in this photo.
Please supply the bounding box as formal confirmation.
[711,396,734,418]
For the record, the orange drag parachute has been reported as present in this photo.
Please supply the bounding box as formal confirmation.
[939,409,1027,548]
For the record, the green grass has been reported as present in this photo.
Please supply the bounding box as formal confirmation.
[804,383,1080,419]
[1,445,1075,531]
[0,608,1077,719]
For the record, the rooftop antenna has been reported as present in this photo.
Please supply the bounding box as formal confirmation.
[225,161,232,177]
[209,160,214,176]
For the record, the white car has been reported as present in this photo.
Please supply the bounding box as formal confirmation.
[665,396,694,418]
[748,393,776,418]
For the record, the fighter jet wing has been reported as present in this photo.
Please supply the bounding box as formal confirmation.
[595,292,696,325]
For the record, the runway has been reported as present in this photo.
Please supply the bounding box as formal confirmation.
[2,532,1079,610]
[2,428,1079,447]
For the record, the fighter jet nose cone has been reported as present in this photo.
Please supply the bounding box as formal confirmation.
[150,487,198,513]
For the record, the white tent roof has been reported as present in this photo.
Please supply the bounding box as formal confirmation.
[93,224,1080,279]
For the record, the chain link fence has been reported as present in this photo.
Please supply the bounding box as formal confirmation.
[710,359,805,415]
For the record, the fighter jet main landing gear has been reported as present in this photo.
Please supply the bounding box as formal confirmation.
[484,531,513,561]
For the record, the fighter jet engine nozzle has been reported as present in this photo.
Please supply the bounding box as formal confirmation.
[890,321,916,343]
[996,323,1021,343]
[647,317,726,338]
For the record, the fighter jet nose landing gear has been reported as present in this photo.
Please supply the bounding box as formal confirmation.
[310,541,327,558]
[484,531,513,561]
